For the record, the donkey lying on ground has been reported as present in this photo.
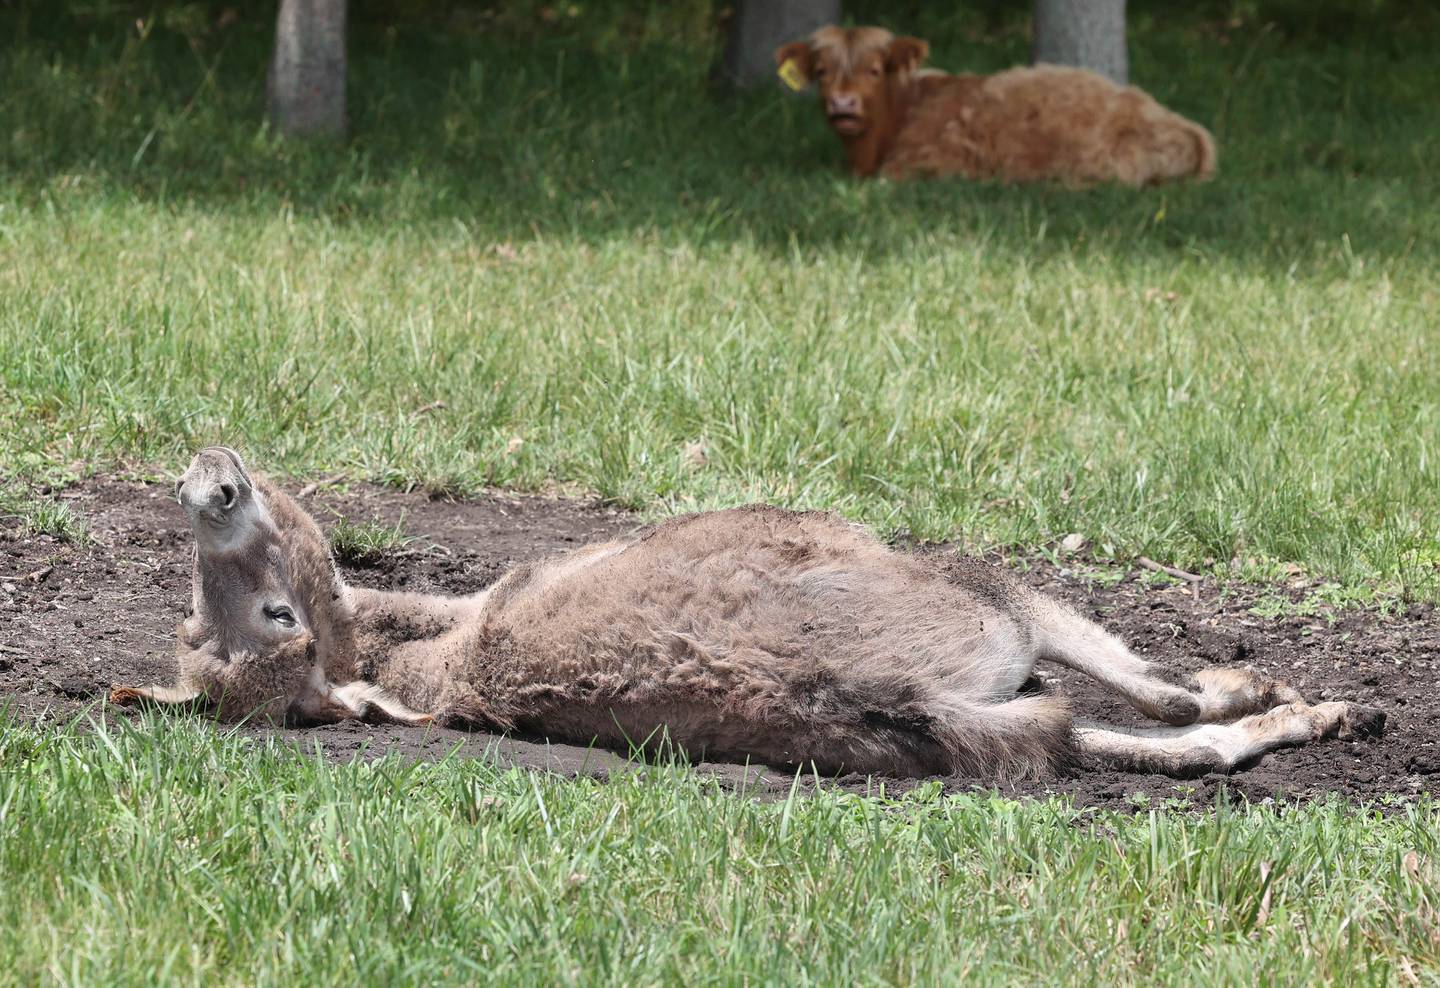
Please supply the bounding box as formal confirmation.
[111,447,1383,779]
[776,25,1216,185]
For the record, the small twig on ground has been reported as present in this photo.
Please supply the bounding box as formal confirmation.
[298,474,347,499]
[1,565,60,584]
[1136,556,1203,583]
[392,542,453,559]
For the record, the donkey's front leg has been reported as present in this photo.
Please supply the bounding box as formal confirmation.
[288,681,434,727]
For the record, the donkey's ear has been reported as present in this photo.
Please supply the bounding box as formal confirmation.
[774,40,814,79]
[109,683,212,711]
[885,36,929,75]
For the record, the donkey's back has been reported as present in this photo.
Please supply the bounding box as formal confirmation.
[457,506,1070,776]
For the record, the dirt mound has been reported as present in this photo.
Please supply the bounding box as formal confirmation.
[3,478,1435,809]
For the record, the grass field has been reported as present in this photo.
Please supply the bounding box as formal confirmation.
[4,1,1439,594]
[3,2,1439,983]
[2,714,1437,986]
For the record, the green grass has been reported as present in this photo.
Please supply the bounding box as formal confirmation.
[0,713,1434,986]
[0,484,91,543]
[2,2,1438,597]
[2,5,1438,982]
[327,514,415,566]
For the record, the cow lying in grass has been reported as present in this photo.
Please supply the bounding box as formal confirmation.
[110,447,1383,780]
[776,25,1216,185]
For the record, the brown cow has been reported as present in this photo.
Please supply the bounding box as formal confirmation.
[776,26,1216,185]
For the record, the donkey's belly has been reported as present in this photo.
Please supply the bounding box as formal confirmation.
[516,699,780,762]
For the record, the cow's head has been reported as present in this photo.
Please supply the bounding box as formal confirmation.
[775,26,929,139]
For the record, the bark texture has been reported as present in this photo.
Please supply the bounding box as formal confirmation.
[267,0,348,138]
[722,0,842,88]
[1032,0,1128,85]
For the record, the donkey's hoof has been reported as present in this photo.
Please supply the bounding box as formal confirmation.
[108,685,145,706]
[1338,704,1386,739]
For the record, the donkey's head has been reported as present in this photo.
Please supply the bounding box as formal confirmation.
[111,446,356,725]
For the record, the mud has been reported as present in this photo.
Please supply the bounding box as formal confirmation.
[2,477,1436,810]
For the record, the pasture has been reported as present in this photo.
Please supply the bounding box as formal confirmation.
[2,2,1438,983]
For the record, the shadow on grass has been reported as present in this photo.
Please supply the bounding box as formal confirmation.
[3,2,1438,269]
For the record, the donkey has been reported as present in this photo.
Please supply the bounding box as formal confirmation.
[110,447,1383,779]
[776,25,1216,185]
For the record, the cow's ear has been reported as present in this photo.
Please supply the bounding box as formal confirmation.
[774,40,814,81]
[886,36,929,75]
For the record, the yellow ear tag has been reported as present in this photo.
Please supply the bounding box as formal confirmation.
[778,58,807,92]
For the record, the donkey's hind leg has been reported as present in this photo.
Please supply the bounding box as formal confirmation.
[1074,701,1384,777]
[1029,594,1302,726]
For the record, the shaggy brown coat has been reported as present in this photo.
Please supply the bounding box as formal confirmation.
[776,26,1216,185]
[350,506,1071,777]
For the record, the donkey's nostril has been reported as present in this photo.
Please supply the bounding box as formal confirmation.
[175,479,186,501]
[218,484,237,509]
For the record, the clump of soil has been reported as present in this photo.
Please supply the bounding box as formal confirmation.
[2,478,1435,810]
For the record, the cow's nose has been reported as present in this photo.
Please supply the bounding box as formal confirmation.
[827,93,860,116]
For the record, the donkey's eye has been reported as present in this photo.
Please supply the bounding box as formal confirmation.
[263,604,297,626]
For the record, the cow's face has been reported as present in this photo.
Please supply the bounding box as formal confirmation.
[776,27,929,139]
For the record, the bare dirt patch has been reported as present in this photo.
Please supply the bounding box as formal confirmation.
[3,478,1436,809]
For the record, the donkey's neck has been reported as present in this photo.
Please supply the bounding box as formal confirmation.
[343,585,487,708]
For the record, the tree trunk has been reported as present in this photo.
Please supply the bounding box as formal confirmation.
[1032,0,1128,85]
[721,0,841,88]
[267,0,347,138]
